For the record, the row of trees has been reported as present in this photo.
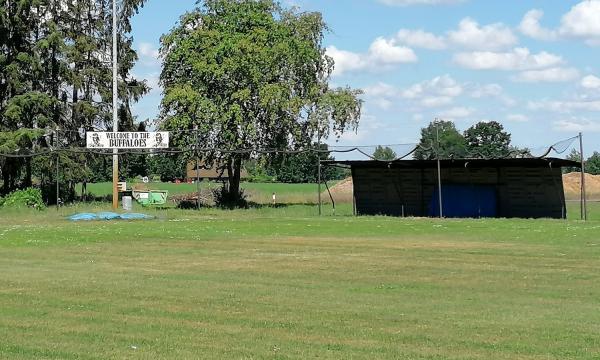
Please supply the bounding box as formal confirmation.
[565,150,600,174]
[414,120,523,160]
[371,120,525,161]
[0,0,147,202]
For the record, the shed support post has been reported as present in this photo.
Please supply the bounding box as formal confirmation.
[579,132,587,221]
[436,121,443,218]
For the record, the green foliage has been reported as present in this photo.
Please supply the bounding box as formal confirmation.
[261,144,346,183]
[149,154,186,182]
[564,149,581,174]
[245,159,275,183]
[159,0,362,203]
[1,188,45,209]
[0,0,148,199]
[585,151,600,175]
[414,120,467,160]
[372,146,397,161]
[0,128,45,153]
[213,186,248,209]
[464,121,512,158]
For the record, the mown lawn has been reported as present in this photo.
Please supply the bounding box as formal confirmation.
[1,206,600,359]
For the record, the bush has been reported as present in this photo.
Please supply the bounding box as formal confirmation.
[1,188,45,209]
[213,186,248,209]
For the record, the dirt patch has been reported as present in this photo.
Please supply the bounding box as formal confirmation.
[563,172,600,200]
[324,177,353,203]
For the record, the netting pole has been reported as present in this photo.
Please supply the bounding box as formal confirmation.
[195,130,201,210]
[317,123,322,216]
[579,132,587,221]
[436,121,443,218]
[55,128,59,210]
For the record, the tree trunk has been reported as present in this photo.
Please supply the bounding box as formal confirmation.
[227,156,243,203]
[24,159,32,188]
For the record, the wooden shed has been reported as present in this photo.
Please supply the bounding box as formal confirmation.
[324,158,580,219]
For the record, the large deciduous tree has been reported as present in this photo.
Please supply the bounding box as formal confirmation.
[464,121,512,158]
[159,0,362,204]
[372,146,397,161]
[414,120,467,160]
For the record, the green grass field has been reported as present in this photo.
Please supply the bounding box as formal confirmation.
[78,181,335,204]
[1,203,600,359]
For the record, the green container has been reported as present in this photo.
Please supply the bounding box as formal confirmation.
[133,190,169,206]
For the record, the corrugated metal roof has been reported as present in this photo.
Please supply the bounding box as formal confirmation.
[322,157,580,169]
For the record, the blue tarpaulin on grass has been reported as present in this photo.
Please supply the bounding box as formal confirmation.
[68,212,154,221]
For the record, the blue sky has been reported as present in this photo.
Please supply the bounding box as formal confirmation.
[130,0,600,155]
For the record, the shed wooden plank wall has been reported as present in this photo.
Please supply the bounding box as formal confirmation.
[352,166,566,219]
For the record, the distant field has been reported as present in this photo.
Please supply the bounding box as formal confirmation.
[1,205,600,359]
[77,181,339,205]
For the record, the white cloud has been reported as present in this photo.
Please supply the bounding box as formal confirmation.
[447,18,517,51]
[402,75,463,108]
[402,74,463,99]
[553,117,600,132]
[420,96,454,107]
[378,0,464,6]
[519,9,558,41]
[364,75,465,110]
[581,75,600,89]
[520,2,600,45]
[559,1,600,40]
[368,37,418,65]
[439,106,475,119]
[395,29,447,50]
[327,46,367,75]
[364,82,400,109]
[507,114,529,122]
[453,47,564,71]
[528,99,600,113]
[468,83,516,106]
[512,67,580,83]
[337,111,383,142]
[470,83,503,98]
[138,42,161,66]
[327,38,417,76]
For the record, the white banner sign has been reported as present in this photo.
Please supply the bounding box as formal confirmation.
[86,132,169,149]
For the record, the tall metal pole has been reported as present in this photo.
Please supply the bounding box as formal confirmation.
[195,128,201,210]
[55,128,59,210]
[317,121,322,216]
[579,132,587,221]
[436,120,443,218]
[111,0,119,210]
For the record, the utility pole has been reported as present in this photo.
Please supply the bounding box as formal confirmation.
[436,120,443,218]
[579,132,587,221]
[111,0,119,210]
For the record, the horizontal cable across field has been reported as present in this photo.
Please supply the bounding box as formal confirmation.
[0,135,579,161]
